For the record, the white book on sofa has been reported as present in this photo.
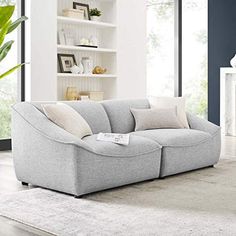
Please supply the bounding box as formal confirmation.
[97,133,130,146]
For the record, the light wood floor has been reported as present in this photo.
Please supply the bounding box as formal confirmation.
[0,136,235,236]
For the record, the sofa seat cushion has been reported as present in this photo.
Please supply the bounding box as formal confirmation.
[82,134,161,157]
[132,129,212,147]
[132,129,220,177]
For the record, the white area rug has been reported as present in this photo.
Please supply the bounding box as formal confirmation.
[0,159,236,236]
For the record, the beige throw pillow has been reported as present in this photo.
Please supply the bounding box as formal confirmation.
[149,96,189,128]
[42,103,92,139]
[131,108,184,131]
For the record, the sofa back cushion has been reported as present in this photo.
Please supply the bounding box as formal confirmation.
[101,99,150,133]
[42,103,93,139]
[32,101,111,134]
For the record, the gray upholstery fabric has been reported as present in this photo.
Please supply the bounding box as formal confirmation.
[132,129,211,147]
[12,108,161,196]
[12,109,80,195]
[75,147,161,195]
[32,101,111,134]
[82,134,161,157]
[12,99,221,196]
[159,131,221,177]
[12,103,91,151]
[131,108,183,131]
[132,124,221,177]
[101,99,150,133]
[63,101,111,134]
[187,113,221,136]
[12,102,91,150]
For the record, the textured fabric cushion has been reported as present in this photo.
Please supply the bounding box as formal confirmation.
[149,96,189,129]
[82,134,161,157]
[159,131,221,177]
[132,129,211,147]
[63,101,111,134]
[132,128,220,177]
[187,113,221,136]
[42,103,92,139]
[12,108,162,196]
[32,101,111,134]
[131,108,183,131]
[12,100,220,196]
[101,99,150,133]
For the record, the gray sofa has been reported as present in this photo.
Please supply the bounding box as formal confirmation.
[12,99,221,197]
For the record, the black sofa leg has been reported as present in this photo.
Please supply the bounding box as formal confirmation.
[21,182,28,186]
[74,195,83,199]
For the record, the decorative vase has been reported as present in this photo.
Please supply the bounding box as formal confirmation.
[70,65,80,74]
[66,87,78,100]
[82,57,93,74]
[230,54,236,68]
[90,16,100,22]
[77,62,84,74]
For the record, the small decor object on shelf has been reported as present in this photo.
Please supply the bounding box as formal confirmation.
[82,57,93,74]
[77,62,84,74]
[58,29,66,45]
[66,87,79,100]
[79,91,90,100]
[89,91,104,101]
[70,62,84,74]
[79,91,104,101]
[80,95,90,101]
[89,35,99,47]
[93,66,107,74]
[70,65,80,74]
[78,37,98,48]
[62,9,84,19]
[79,38,90,46]
[89,8,102,21]
[230,54,236,68]
[73,2,90,20]
[58,54,77,73]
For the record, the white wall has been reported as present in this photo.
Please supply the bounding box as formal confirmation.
[26,0,147,101]
[26,0,57,101]
[116,0,147,99]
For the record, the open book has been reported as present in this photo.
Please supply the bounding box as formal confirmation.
[97,133,130,146]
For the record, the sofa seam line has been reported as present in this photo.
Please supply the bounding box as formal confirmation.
[133,130,220,148]
[161,135,217,148]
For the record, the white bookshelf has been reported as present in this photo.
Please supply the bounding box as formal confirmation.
[57,73,117,78]
[57,45,116,53]
[57,16,116,29]
[57,0,117,101]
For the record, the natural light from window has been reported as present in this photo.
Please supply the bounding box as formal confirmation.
[182,0,208,118]
[0,1,19,139]
[147,0,208,118]
[147,0,175,97]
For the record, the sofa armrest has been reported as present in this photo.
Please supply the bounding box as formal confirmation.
[187,113,221,136]
[12,102,92,151]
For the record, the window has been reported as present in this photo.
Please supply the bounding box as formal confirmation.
[147,0,208,118]
[147,0,175,97]
[0,0,25,150]
[182,0,208,118]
